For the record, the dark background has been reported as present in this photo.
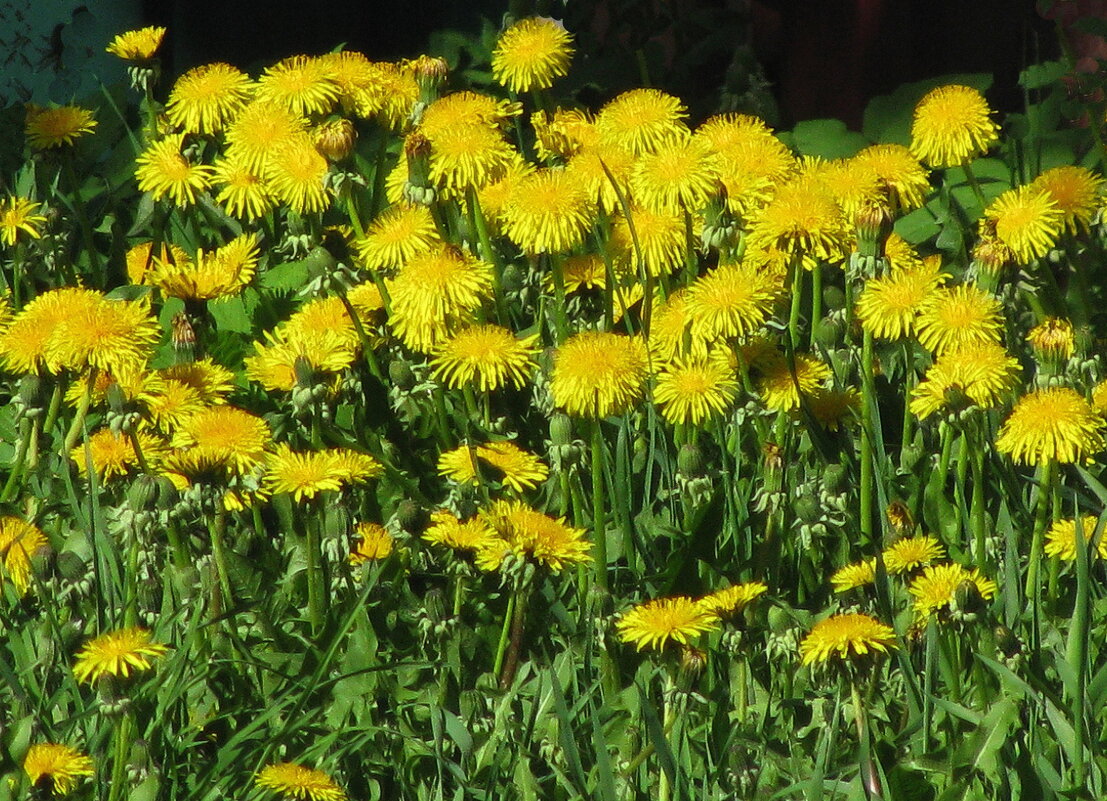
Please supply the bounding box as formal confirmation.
[141,0,1054,128]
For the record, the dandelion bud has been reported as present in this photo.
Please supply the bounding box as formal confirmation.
[549,412,573,449]
[313,118,357,162]
[677,442,705,478]
[886,500,914,537]
[410,55,449,96]
[388,359,417,391]
[1027,317,1074,376]
[855,201,894,259]
[680,646,707,681]
[396,498,426,533]
[822,462,848,495]
[952,578,984,619]
[17,373,44,410]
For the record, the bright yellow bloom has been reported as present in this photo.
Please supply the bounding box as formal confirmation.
[0,517,48,597]
[0,196,47,246]
[685,261,781,343]
[909,341,1021,419]
[757,352,832,412]
[1027,316,1075,363]
[746,173,850,266]
[256,762,347,801]
[856,256,946,340]
[23,743,94,795]
[264,444,380,502]
[1031,165,1103,233]
[386,246,494,353]
[422,510,498,552]
[477,500,590,572]
[830,559,876,592]
[883,535,946,574]
[149,232,259,301]
[851,143,931,211]
[73,627,169,683]
[161,358,235,403]
[565,141,636,214]
[135,134,215,207]
[255,55,340,117]
[909,563,997,621]
[631,135,719,212]
[349,522,395,563]
[696,582,768,616]
[25,104,97,149]
[695,113,794,216]
[0,288,95,373]
[265,133,331,214]
[355,203,440,270]
[914,284,1003,355]
[491,17,574,93]
[550,331,649,418]
[212,155,274,220]
[996,387,1106,465]
[909,84,999,168]
[171,405,271,475]
[438,441,549,492]
[804,386,860,431]
[616,596,720,651]
[1044,516,1107,560]
[609,205,686,277]
[430,324,538,391]
[225,101,308,174]
[126,241,190,285]
[653,352,738,425]
[596,88,688,156]
[106,26,166,60]
[501,168,595,254]
[244,329,355,392]
[167,62,254,134]
[426,124,517,196]
[70,428,168,481]
[983,186,1064,263]
[799,613,896,665]
[43,295,160,376]
[533,107,596,160]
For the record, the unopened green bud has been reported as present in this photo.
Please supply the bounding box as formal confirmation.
[550,412,573,449]
[677,442,705,477]
[388,359,417,391]
[822,463,848,495]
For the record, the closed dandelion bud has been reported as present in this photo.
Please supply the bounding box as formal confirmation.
[170,311,196,358]
[290,385,314,411]
[822,284,847,313]
[886,500,913,537]
[994,624,1020,657]
[126,474,159,511]
[313,118,357,162]
[396,499,426,533]
[952,578,984,618]
[410,55,449,97]
[550,412,573,449]
[822,462,848,495]
[677,442,705,478]
[18,373,44,409]
[293,355,315,388]
[403,132,434,205]
[388,359,417,391]
[795,488,822,524]
[1027,317,1074,375]
[855,202,894,259]
[633,434,648,473]
[501,262,524,294]
[812,316,842,348]
[680,646,707,681]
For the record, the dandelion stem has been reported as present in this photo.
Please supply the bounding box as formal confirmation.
[809,263,823,350]
[62,368,98,455]
[0,417,33,504]
[859,329,876,542]
[961,162,987,209]
[492,590,515,679]
[1025,459,1055,610]
[304,504,325,635]
[970,434,987,566]
[499,576,529,689]
[788,259,805,352]
[591,418,609,593]
[208,506,234,619]
[107,708,134,801]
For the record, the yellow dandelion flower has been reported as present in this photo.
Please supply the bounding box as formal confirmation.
[653,352,738,425]
[851,143,931,211]
[558,253,607,293]
[565,141,636,214]
[106,26,166,60]
[386,246,494,353]
[909,341,1021,419]
[983,186,1064,263]
[254,55,339,117]
[550,331,649,418]
[0,288,97,374]
[696,114,794,216]
[915,284,1003,354]
[477,500,591,572]
[349,522,394,563]
[616,596,720,652]
[0,196,47,247]
[817,157,883,222]
[320,50,378,112]
[856,257,946,340]
[422,510,498,552]
[140,378,206,433]
[255,762,346,801]
[996,387,1106,465]
[244,329,355,392]
[533,107,597,160]
[135,134,215,207]
[284,295,360,348]
[24,104,97,149]
[360,60,419,129]
[909,84,999,169]
[608,205,686,277]
[426,123,516,196]
[647,289,700,360]
[150,232,259,301]
[171,405,271,475]
[1092,379,1107,417]
[799,613,896,665]
[265,133,330,214]
[757,352,832,412]
[264,444,344,502]
[327,449,382,486]
[1030,165,1103,233]
[420,91,519,137]
[477,156,536,230]
[44,295,160,376]
[225,101,309,174]
[430,324,538,391]
[167,62,254,135]
[211,154,272,219]
[70,428,168,481]
[439,441,548,492]
[909,563,997,621]
[1044,516,1107,560]
[501,168,595,254]
[0,517,48,597]
[631,135,719,212]
[355,203,440,270]
[696,582,768,616]
[23,743,94,795]
[161,358,235,403]
[746,173,850,266]
[883,535,946,575]
[685,261,781,343]
[73,627,169,683]
[831,559,876,592]
[126,241,189,285]
[596,88,689,156]
[491,16,574,93]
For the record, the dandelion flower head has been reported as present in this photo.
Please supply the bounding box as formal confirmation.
[616,596,720,652]
[909,84,999,168]
[73,627,169,683]
[23,743,94,795]
[255,762,347,801]
[550,331,649,418]
[799,613,896,666]
[491,17,574,93]
[996,387,1106,465]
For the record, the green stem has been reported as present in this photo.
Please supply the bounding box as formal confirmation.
[859,329,876,542]
[809,263,823,350]
[208,506,234,619]
[788,259,805,352]
[851,678,882,800]
[305,504,324,635]
[498,577,529,689]
[549,253,570,344]
[0,417,33,504]
[591,418,608,594]
[970,437,987,566]
[492,591,515,679]
[107,709,135,801]
[961,162,987,209]
[659,670,677,801]
[1024,459,1055,605]
[62,369,98,455]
